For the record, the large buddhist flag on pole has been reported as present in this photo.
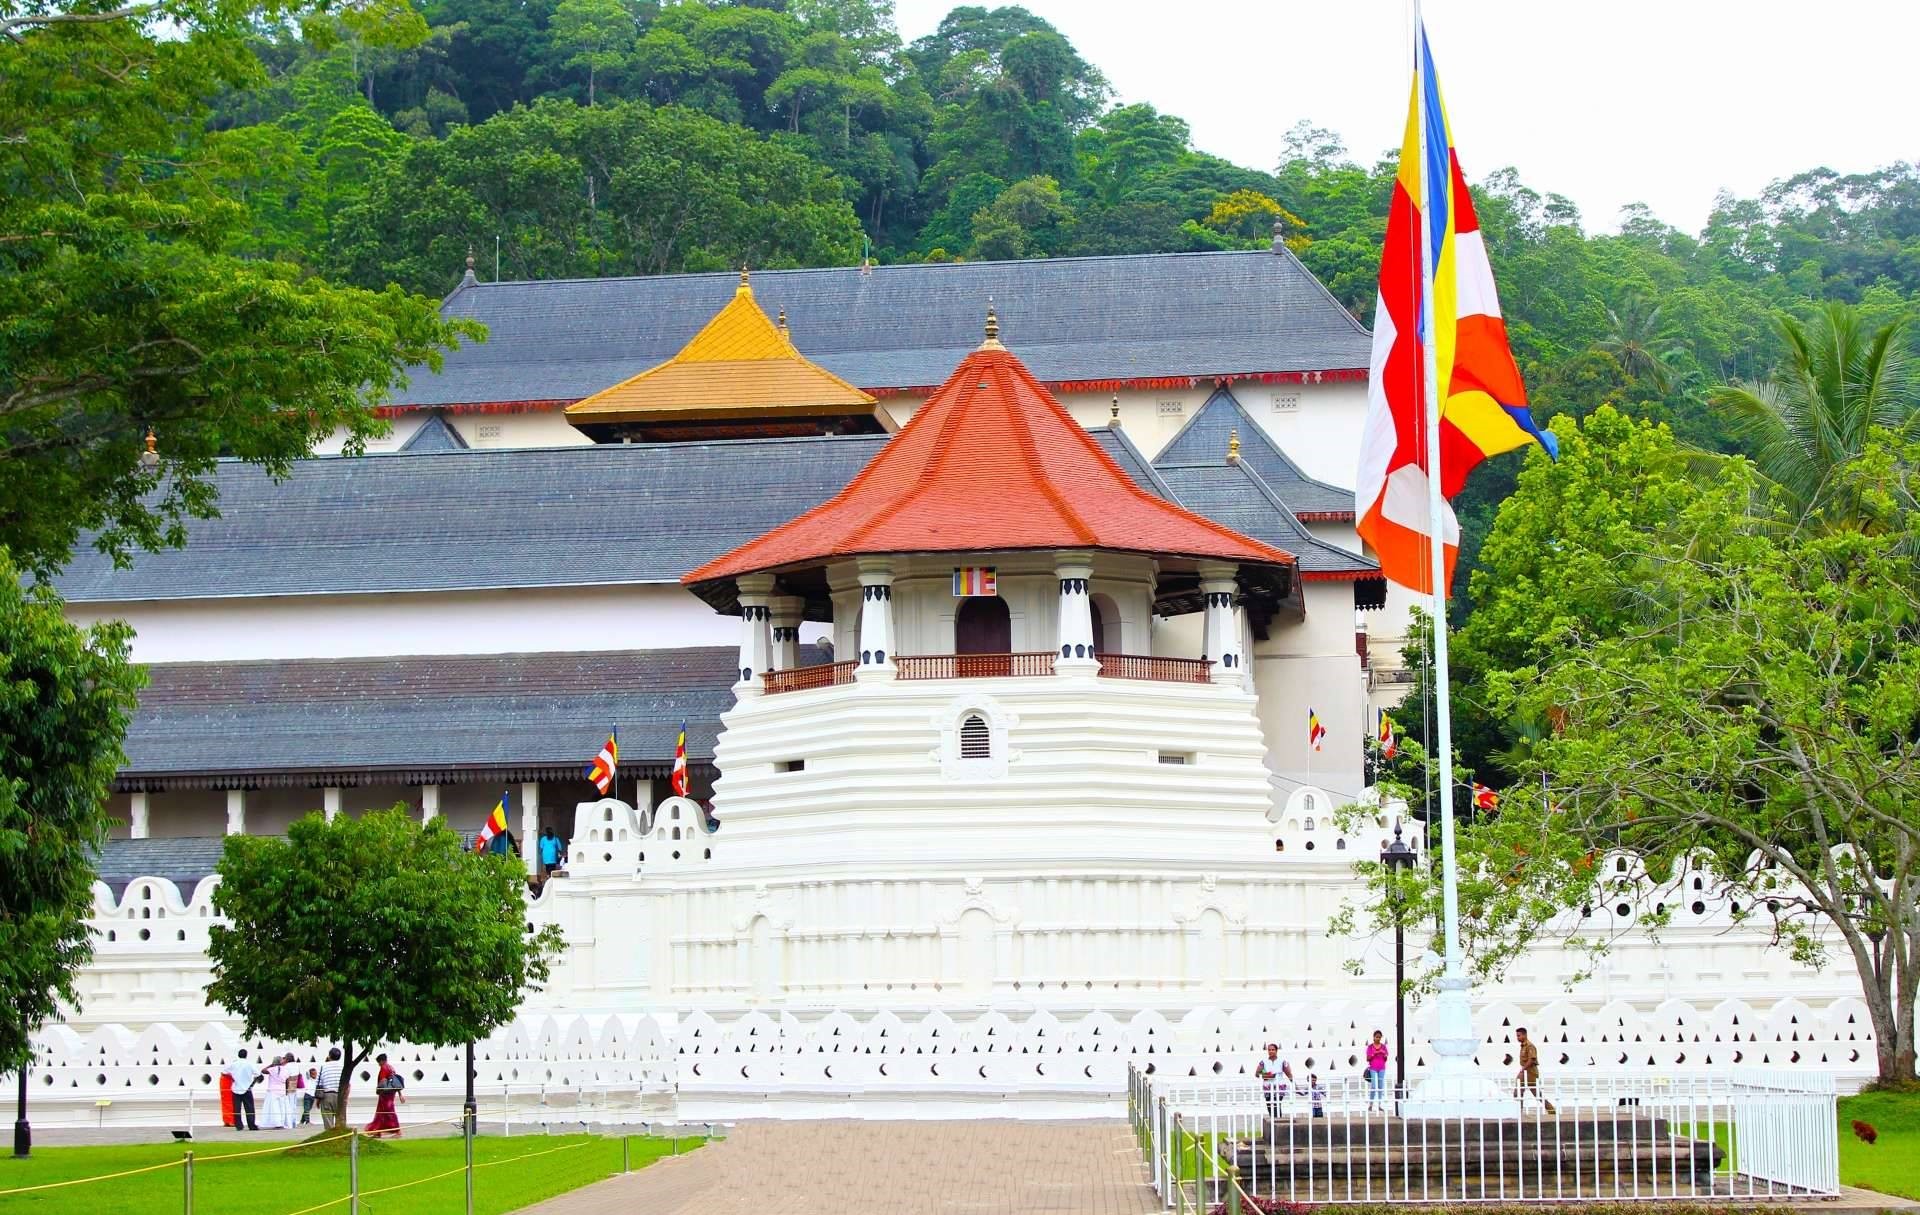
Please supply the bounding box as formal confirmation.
[1355,25,1556,595]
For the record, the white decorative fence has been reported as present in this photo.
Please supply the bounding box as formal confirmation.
[1131,1065,1840,1208]
[20,999,1876,1127]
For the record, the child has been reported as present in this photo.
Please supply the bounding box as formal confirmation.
[300,1067,318,1124]
[1307,1073,1327,1118]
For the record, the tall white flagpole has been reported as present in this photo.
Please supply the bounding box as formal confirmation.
[1405,3,1496,1111]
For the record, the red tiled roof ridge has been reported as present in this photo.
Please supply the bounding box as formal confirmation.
[683,342,1295,586]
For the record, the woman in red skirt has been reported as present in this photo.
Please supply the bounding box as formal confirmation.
[364,1053,405,1137]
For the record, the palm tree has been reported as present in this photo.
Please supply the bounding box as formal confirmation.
[1597,294,1683,391]
[1707,302,1916,520]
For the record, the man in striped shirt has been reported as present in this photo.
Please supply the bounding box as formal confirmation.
[316,1047,345,1129]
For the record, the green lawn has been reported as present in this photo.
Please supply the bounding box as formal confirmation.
[1839,1090,1920,1200]
[0,1132,697,1215]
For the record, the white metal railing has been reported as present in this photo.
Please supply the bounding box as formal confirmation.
[1131,1065,1838,1208]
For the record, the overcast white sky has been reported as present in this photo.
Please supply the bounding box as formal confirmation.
[891,0,1919,235]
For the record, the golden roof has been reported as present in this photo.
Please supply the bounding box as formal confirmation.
[565,272,876,426]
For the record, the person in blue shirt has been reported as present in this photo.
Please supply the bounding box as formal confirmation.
[538,827,562,875]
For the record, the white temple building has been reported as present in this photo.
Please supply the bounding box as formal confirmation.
[38,250,1876,1123]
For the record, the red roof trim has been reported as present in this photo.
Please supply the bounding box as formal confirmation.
[1300,569,1378,582]
[1295,510,1356,522]
[376,399,570,418]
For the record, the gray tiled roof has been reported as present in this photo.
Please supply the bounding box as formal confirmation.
[399,413,469,452]
[120,645,812,778]
[1154,462,1376,579]
[406,251,1371,407]
[94,836,227,896]
[54,436,887,602]
[1089,427,1179,500]
[1155,387,1355,519]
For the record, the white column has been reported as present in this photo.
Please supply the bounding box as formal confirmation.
[323,786,341,823]
[1199,561,1243,684]
[1054,551,1100,675]
[519,782,540,876]
[225,789,246,836]
[854,557,896,681]
[1236,602,1255,691]
[129,791,150,839]
[771,595,803,671]
[735,574,776,696]
[421,784,440,824]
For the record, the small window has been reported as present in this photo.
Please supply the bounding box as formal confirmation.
[475,423,503,440]
[1303,816,1315,831]
[1156,752,1190,765]
[959,714,991,759]
[777,759,806,773]
[671,805,681,820]
[1156,399,1184,417]
[1302,794,1317,814]
[1271,391,1300,413]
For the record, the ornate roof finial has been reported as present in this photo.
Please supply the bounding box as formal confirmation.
[138,426,160,471]
[1227,428,1242,464]
[777,308,789,337]
[461,245,478,286]
[980,302,1003,350]
[1110,394,1121,427]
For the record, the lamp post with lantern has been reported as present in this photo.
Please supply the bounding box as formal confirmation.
[1380,821,1417,1109]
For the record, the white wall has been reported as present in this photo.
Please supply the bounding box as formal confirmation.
[66,584,749,664]
[311,409,594,456]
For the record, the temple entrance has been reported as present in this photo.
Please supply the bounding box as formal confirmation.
[954,596,1011,654]
[1090,594,1114,654]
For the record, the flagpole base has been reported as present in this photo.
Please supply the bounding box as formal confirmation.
[1399,975,1512,1117]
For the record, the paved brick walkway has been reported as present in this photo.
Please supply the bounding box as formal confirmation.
[512,1119,1159,1215]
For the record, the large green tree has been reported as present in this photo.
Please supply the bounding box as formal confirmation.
[0,552,145,1085]
[339,98,864,291]
[1349,412,1920,1083]
[207,809,565,1115]
[0,0,476,578]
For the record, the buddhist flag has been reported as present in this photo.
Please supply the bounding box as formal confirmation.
[1472,782,1499,813]
[1308,709,1327,752]
[670,721,689,796]
[474,792,509,853]
[586,728,618,795]
[1355,24,1557,595]
[952,566,998,596]
[1378,710,1398,760]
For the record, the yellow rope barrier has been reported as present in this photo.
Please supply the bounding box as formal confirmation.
[352,1162,471,1201]
[472,1137,597,1170]
[191,1136,336,1163]
[0,1155,184,1196]
[278,1192,354,1215]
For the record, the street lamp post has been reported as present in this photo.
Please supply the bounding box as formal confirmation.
[1380,822,1417,1111]
[13,1061,29,1158]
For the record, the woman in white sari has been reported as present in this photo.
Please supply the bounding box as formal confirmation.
[260,1055,292,1129]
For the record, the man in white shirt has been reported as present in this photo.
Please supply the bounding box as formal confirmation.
[1254,1043,1293,1121]
[223,1049,260,1131]
[316,1047,345,1130]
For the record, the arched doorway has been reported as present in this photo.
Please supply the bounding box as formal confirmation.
[954,596,1011,654]
[1090,594,1117,655]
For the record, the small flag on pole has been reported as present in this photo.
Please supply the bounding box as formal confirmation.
[474,792,509,853]
[1378,710,1398,760]
[1472,782,1499,813]
[586,728,619,795]
[670,721,689,796]
[952,566,998,597]
[1308,709,1327,752]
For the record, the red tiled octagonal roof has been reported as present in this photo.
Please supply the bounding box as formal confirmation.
[684,334,1296,587]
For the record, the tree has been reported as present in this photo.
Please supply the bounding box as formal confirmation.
[548,0,636,105]
[1708,301,1918,521]
[1347,411,1920,1083]
[967,174,1071,261]
[0,0,478,579]
[206,809,565,1115]
[1595,294,1681,391]
[0,552,145,1081]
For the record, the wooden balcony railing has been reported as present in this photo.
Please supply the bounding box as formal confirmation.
[762,660,857,695]
[1094,653,1214,683]
[896,652,1057,680]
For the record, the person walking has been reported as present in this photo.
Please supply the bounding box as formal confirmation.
[1254,1043,1293,1121]
[365,1053,405,1138]
[1515,1027,1556,1114]
[1365,1030,1389,1111]
[316,1047,344,1131]
[223,1049,260,1131]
